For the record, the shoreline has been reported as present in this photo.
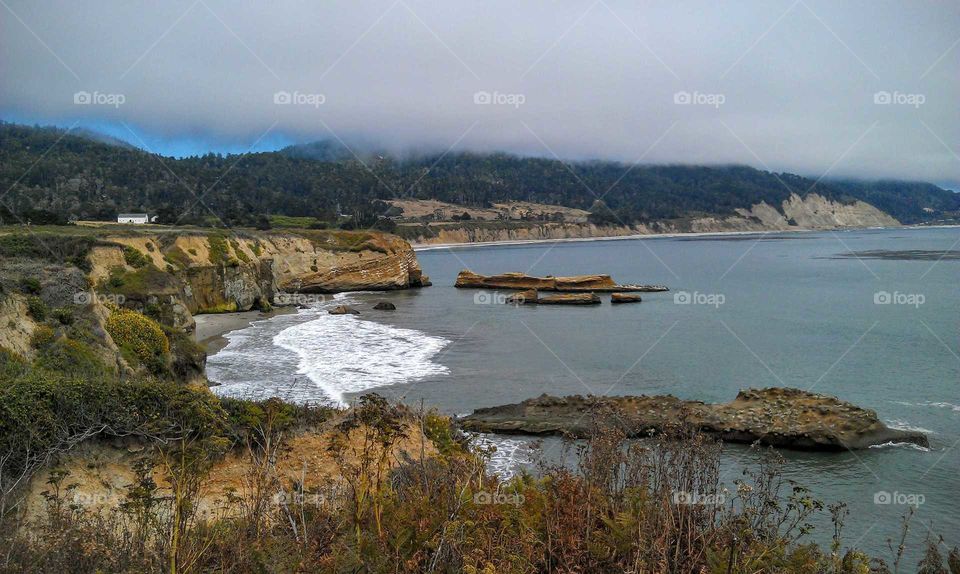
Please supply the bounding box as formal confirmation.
[411,223,955,251]
[194,307,298,355]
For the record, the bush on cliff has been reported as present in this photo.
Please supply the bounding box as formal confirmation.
[105,309,169,373]
[121,246,150,268]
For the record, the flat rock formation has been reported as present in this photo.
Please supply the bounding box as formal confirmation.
[537,293,601,305]
[455,270,668,292]
[460,387,929,451]
[611,293,642,304]
[505,289,599,305]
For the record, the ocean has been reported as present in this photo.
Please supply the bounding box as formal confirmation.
[207,226,959,558]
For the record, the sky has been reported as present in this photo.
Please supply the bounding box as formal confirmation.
[1,0,958,189]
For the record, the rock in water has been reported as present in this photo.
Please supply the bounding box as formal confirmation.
[454,270,668,292]
[459,387,929,451]
[328,305,360,315]
[611,293,642,304]
[536,293,601,305]
[506,289,538,305]
[373,301,396,310]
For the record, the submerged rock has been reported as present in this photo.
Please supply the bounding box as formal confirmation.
[328,305,360,315]
[455,270,668,292]
[373,301,396,310]
[459,387,929,452]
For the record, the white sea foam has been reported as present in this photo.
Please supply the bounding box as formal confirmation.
[885,419,935,434]
[868,441,931,452]
[470,434,533,479]
[271,295,450,406]
[890,400,960,411]
[210,294,450,406]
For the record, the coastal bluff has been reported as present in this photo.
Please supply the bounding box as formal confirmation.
[455,270,668,292]
[460,387,929,451]
[84,229,430,330]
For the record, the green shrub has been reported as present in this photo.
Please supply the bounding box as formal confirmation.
[19,277,41,295]
[105,309,169,370]
[52,307,74,325]
[0,345,27,379]
[107,268,126,288]
[122,246,150,268]
[26,295,47,320]
[30,325,55,348]
[163,246,192,269]
[207,235,229,265]
[35,337,109,378]
[230,240,251,263]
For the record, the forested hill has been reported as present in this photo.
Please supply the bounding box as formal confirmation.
[1,122,957,227]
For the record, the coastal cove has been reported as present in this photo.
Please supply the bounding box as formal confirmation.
[206,226,960,559]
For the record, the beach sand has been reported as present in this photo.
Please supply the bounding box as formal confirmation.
[194,307,298,354]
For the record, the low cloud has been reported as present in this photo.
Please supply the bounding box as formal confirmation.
[1,0,957,185]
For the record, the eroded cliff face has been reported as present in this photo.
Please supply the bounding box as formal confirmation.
[407,193,900,245]
[88,230,428,330]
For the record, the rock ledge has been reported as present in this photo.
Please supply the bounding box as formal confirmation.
[460,388,929,451]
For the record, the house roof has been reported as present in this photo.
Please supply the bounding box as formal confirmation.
[118,213,149,218]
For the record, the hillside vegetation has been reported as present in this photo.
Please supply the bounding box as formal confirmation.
[2,122,957,229]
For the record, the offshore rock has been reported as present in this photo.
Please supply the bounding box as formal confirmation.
[455,270,668,292]
[460,387,929,451]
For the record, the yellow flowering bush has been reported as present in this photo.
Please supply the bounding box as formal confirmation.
[105,309,169,367]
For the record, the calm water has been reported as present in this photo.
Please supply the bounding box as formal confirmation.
[209,227,959,558]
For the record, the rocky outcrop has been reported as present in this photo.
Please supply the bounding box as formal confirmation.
[455,270,668,292]
[87,230,428,328]
[460,387,929,451]
[505,290,600,305]
[373,302,396,310]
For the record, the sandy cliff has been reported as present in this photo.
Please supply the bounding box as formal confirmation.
[407,193,900,245]
[88,230,428,329]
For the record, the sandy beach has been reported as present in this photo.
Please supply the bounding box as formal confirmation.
[194,307,298,354]
[409,224,954,252]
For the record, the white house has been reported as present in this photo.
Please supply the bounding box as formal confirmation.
[117,213,150,224]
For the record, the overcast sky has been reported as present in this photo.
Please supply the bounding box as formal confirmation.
[2,0,958,188]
